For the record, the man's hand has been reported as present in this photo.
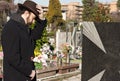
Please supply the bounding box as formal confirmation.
[29,70,35,80]
[36,5,45,20]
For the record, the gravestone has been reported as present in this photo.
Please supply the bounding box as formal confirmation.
[56,30,71,51]
[76,32,82,47]
[82,22,120,81]
[72,27,82,47]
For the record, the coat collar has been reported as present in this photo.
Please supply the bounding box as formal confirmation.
[10,13,26,25]
[10,13,29,33]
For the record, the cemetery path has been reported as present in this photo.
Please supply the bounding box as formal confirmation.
[37,69,81,81]
[62,73,81,81]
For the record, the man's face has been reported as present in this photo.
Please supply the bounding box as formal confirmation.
[27,12,36,25]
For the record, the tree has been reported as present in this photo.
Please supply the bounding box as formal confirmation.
[30,23,48,51]
[92,2,111,22]
[46,0,64,31]
[5,0,12,2]
[82,0,95,21]
[82,0,111,22]
[117,0,120,8]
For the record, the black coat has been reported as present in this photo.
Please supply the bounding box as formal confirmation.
[1,14,47,81]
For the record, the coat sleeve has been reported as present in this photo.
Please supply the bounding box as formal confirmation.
[1,25,33,76]
[30,18,47,40]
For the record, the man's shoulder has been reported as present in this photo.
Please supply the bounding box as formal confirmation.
[6,19,19,26]
[3,19,20,33]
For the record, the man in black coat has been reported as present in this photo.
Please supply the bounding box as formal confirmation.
[1,1,47,81]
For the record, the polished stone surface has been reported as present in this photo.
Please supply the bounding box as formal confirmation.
[82,22,120,81]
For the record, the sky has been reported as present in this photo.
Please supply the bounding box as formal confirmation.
[14,0,117,6]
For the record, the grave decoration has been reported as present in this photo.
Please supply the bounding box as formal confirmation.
[33,43,52,69]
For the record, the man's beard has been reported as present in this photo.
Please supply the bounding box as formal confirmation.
[26,16,33,25]
[27,22,32,25]
[26,18,33,25]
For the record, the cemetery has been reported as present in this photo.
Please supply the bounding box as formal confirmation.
[34,25,81,80]
[0,22,81,81]
[1,20,120,81]
[1,0,118,81]
[1,19,120,81]
[0,1,81,80]
[0,1,81,81]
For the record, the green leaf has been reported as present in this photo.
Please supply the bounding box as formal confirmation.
[34,62,43,69]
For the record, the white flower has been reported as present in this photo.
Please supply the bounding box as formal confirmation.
[33,57,41,63]
[41,54,48,60]
[33,54,48,67]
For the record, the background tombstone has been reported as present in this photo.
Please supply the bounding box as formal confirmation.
[56,30,71,51]
[82,22,120,81]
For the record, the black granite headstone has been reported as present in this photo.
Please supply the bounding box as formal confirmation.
[82,22,120,81]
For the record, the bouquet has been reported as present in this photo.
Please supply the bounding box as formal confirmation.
[60,43,72,57]
[33,43,52,69]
